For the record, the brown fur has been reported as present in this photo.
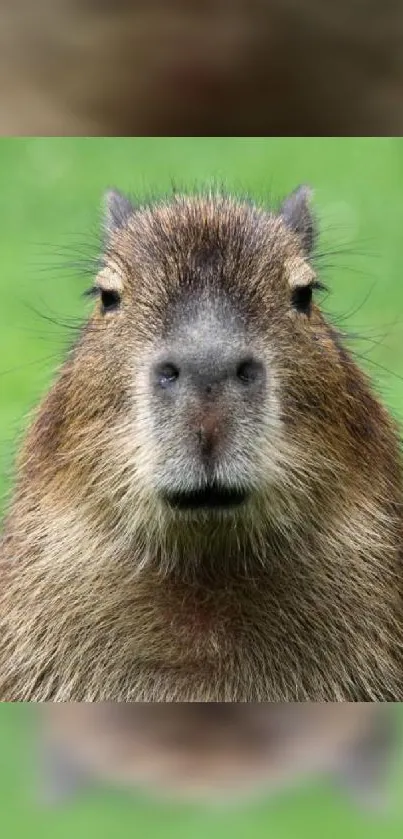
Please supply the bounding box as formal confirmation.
[1,188,403,701]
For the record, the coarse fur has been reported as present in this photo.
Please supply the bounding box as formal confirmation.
[1,186,403,701]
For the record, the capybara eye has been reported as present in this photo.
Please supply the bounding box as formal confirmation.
[100,288,121,313]
[291,284,313,314]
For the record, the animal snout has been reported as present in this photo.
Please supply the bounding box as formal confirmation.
[153,352,265,395]
[152,345,266,459]
[197,406,222,456]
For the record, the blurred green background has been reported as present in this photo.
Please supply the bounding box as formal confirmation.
[1,138,403,837]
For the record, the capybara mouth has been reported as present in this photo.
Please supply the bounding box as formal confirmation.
[163,485,249,510]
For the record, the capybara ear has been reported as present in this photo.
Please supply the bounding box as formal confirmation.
[280,185,316,255]
[103,187,135,240]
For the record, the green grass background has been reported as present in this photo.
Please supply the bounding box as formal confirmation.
[1,137,403,837]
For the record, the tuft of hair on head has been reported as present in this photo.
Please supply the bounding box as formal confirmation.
[279,184,316,256]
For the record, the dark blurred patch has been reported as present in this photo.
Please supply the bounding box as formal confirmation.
[36,703,398,809]
[0,0,402,135]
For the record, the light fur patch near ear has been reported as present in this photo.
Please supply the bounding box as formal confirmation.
[95,266,124,294]
[284,256,316,289]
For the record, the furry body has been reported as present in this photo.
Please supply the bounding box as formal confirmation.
[1,188,402,700]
